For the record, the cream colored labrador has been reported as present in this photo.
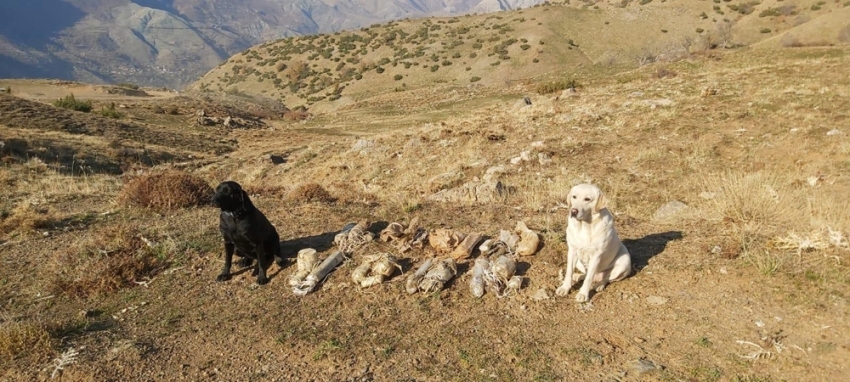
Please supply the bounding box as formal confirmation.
[556,184,632,302]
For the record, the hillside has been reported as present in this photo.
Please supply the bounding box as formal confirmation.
[0,0,542,88]
[192,0,850,109]
[3,39,850,380]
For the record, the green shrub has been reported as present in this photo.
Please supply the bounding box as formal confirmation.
[116,83,139,90]
[376,67,385,73]
[393,74,403,80]
[696,28,705,33]
[470,76,481,82]
[532,58,540,63]
[98,102,124,119]
[760,28,772,33]
[520,44,531,50]
[53,94,92,113]
[535,79,580,94]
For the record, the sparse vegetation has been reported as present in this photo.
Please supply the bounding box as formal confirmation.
[53,94,92,113]
[97,102,124,119]
[116,83,140,90]
[535,78,580,94]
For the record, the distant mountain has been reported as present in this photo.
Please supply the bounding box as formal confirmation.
[0,0,544,88]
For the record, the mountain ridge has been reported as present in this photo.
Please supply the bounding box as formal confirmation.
[0,0,542,88]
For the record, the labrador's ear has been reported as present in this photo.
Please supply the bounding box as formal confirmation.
[240,190,249,208]
[566,189,574,208]
[593,189,608,212]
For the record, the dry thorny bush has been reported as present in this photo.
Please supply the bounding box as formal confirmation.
[696,170,850,278]
[50,222,169,299]
[119,169,213,212]
[288,182,336,203]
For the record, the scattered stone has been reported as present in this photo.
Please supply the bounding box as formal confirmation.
[483,165,507,182]
[646,296,668,306]
[532,288,550,301]
[523,96,532,105]
[559,88,579,99]
[223,116,232,127]
[263,154,287,165]
[643,99,674,108]
[350,139,375,154]
[510,157,522,165]
[531,141,545,148]
[826,129,841,136]
[699,192,715,200]
[520,150,532,162]
[538,152,553,165]
[628,358,662,375]
[652,200,690,222]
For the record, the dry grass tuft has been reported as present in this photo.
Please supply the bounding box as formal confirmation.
[0,320,53,364]
[51,223,168,299]
[0,201,57,238]
[288,183,335,203]
[119,170,213,212]
[697,171,850,276]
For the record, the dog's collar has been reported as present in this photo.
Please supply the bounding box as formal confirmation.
[222,208,249,219]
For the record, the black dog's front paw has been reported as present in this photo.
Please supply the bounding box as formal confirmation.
[236,258,254,268]
[251,267,259,276]
[256,276,269,285]
[216,273,232,282]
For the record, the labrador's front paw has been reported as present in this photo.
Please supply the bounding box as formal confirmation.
[575,291,589,303]
[555,285,571,297]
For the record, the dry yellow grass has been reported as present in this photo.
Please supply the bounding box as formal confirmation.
[0,319,53,365]
[50,222,168,299]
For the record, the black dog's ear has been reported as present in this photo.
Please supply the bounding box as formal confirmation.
[240,190,249,208]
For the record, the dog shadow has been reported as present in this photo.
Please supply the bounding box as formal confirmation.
[279,231,338,257]
[623,231,683,273]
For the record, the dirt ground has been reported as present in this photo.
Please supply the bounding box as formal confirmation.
[1,46,850,382]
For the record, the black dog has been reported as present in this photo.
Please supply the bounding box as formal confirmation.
[212,181,284,285]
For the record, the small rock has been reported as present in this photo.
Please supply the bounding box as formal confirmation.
[264,154,286,164]
[531,141,545,148]
[699,192,715,200]
[510,157,522,165]
[643,98,674,107]
[520,150,532,162]
[532,288,550,301]
[628,358,661,375]
[523,96,532,105]
[646,296,668,305]
[350,139,375,153]
[826,129,841,136]
[652,200,690,222]
[633,337,645,343]
[538,152,552,165]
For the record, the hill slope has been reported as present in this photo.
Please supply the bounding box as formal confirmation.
[0,0,543,88]
[191,0,850,110]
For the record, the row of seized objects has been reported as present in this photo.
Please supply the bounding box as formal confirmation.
[287,218,541,298]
